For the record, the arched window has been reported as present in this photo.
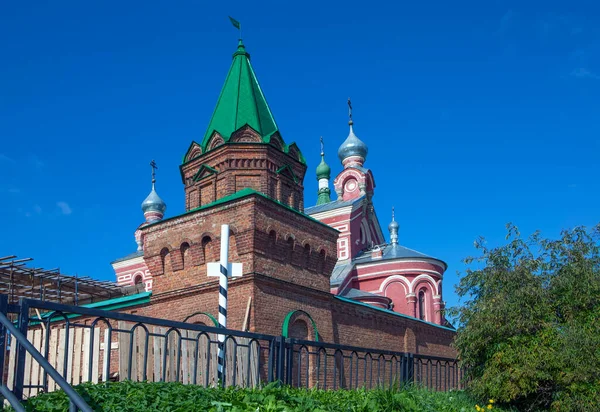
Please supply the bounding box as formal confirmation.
[317,249,327,273]
[160,248,169,274]
[303,244,311,269]
[133,275,143,285]
[202,236,213,263]
[287,237,295,263]
[180,242,190,268]
[268,230,277,250]
[418,289,426,321]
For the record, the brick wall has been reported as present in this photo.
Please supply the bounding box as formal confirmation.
[135,173,456,360]
[180,129,307,212]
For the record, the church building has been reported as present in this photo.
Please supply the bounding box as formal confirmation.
[110,39,454,355]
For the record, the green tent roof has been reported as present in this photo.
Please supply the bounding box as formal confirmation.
[200,40,279,150]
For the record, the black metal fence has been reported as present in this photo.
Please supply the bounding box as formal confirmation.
[0,295,464,411]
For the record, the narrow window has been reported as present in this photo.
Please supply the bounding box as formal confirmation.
[418,290,426,321]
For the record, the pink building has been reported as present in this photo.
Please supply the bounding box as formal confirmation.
[305,111,448,325]
[111,167,165,292]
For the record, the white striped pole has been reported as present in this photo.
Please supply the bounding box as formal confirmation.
[216,224,229,384]
[207,224,243,386]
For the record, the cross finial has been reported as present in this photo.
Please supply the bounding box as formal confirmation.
[150,160,158,185]
[347,98,353,125]
[320,136,324,156]
[392,206,395,221]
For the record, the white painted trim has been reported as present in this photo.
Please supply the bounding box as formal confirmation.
[112,256,145,270]
[355,268,443,280]
[360,218,371,246]
[379,275,411,295]
[132,270,146,280]
[306,198,365,220]
[334,224,349,233]
[337,267,442,298]
[307,206,354,220]
[369,209,385,244]
[411,274,440,295]
[338,237,349,260]
[348,271,440,295]
[356,258,446,274]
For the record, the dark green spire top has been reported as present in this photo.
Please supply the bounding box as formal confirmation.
[200,40,279,150]
[316,137,331,180]
[316,155,331,180]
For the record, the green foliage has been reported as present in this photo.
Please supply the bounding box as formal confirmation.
[450,224,600,411]
[12,381,514,412]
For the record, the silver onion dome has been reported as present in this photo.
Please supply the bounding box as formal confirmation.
[141,184,167,214]
[338,122,368,164]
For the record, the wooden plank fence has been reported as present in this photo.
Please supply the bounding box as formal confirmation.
[6,326,108,400]
[116,322,260,387]
[5,323,260,401]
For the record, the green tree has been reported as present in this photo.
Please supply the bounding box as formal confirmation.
[451,224,600,411]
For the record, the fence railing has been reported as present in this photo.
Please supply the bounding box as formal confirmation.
[285,338,464,391]
[1,295,464,410]
[0,295,92,411]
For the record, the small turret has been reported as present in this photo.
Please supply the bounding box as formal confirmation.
[141,160,167,224]
[388,207,399,245]
[338,98,368,167]
[316,137,332,205]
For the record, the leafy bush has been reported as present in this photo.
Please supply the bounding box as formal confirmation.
[451,224,600,411]
[13,381,513,412]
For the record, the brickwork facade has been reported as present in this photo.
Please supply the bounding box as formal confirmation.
[181,127,306,212]
[127,189,455,357]
[109,39,456,361]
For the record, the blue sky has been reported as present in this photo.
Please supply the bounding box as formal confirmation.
[1,1,599,312]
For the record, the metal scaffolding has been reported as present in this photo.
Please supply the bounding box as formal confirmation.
[0,255,126,305]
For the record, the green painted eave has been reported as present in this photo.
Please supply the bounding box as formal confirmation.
[334,296,456,332]
[200,41,279,150]
[144,188,336,232]
[28,292,152,325]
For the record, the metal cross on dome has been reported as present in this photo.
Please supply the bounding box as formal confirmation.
[150,160,158,184]
[348,98,353,122]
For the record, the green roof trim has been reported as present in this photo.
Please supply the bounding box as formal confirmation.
[181,41,306,166]
[285,142,306,165]
[334,296,456,332]
[144,188,336,231]
[28,292,152,325]
[182,141,202,163]
[200,40,279,151]
[276,164,298,183]
[193,164,218,182]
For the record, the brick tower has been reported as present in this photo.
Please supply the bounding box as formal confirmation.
[134,40,339,336]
